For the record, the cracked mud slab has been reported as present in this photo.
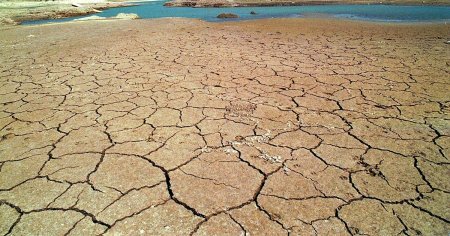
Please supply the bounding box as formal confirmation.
[0,18,449,235]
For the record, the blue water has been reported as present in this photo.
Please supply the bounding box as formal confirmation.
[24,1,450,25]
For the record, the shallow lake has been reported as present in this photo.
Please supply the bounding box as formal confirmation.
[24,1,450,24]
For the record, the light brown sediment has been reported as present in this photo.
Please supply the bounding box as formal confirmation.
[0,18,449,235]
[0,1,136,26]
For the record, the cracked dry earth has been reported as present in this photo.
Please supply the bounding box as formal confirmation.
[0,18,449,235]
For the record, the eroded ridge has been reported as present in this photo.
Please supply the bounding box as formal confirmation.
[0,19,449,235]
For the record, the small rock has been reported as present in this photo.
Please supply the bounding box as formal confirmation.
[201,146,212,153]
[282,165,290,175]
[368,167,381,177]
[115,13,140,19]
[0,17,18,25]
[445,41,450,44]
[223,147,238,155]
[74,15,105,21]
[217,13,239,19]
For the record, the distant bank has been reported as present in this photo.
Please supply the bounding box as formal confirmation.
[164,0,450,7]
[0,1,135,26]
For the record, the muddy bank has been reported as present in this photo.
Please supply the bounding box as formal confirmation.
[0,1,134,25]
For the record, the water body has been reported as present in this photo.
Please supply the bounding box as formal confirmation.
[24,2,450,25]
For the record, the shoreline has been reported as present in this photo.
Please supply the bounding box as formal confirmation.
[3,15,447,37]
[19,15,450,28]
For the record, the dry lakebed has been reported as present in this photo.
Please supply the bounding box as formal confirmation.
[0,16,449,235]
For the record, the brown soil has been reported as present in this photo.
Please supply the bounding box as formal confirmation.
[0,18,449,235]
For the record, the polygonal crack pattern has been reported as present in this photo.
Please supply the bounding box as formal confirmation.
[0,18,449,235]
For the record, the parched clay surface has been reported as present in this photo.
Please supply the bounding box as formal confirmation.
[0,18,449,235]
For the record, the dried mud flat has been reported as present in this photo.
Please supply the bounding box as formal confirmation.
[0,18,449,235]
